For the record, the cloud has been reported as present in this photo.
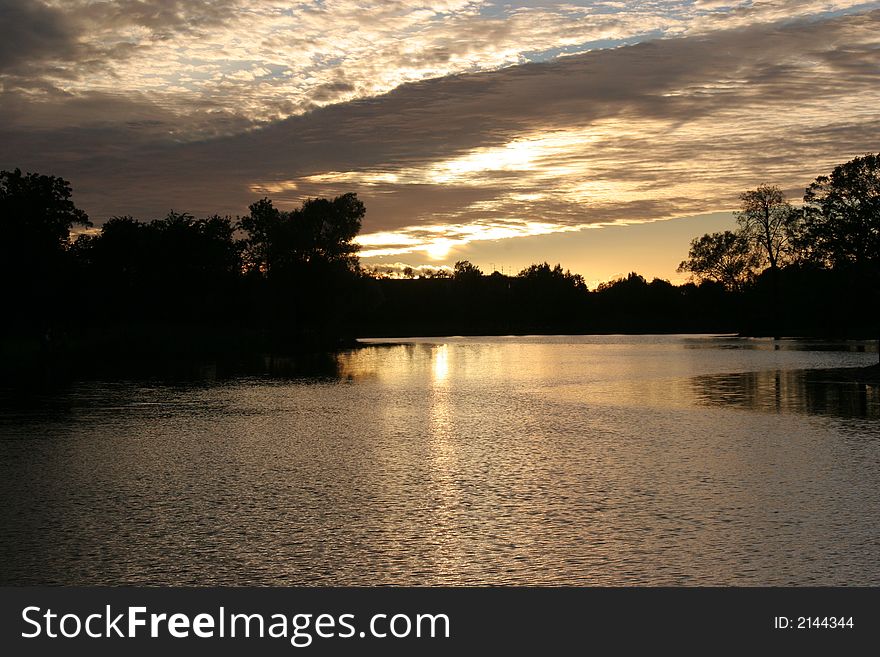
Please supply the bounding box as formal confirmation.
[361,262,453,278]
[0,0,77,73]
[4,1,877,130]
[2,6,879,260]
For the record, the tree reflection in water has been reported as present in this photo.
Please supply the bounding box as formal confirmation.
[690,368,879,419]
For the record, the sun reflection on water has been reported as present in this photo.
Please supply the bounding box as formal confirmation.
[432,344,449,382]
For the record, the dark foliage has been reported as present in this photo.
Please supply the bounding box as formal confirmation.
[1,155,877,374]
[1,168,91,331]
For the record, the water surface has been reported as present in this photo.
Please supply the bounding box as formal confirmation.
[1,335,878,585]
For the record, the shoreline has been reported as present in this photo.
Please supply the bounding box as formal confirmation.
[3,333,877,386]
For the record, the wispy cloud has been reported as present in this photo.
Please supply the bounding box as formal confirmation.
[4,1,877,131]
[2,3,879,262]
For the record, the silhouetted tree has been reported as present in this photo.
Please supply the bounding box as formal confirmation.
[238,194,365,344]
[514,262,588,329]
[152,211,241,281]
[1,169,91,333]
[802,153,879,271]
[76,211,242,324]
[678,230,757,291]
[593,273,687,332]
[802,153,880,360]
[0,168,91,251]
[736,185,802,337]
[453,260,483,282]
[239,197,283,273]
[5,163,878,365]
[295,194,364,270]
[736,184,801,272]
[75,215,150,304]
[517,262,586,291]
[449,261,484,330]
[240,194,364,275]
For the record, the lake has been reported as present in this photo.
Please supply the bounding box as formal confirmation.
[1,335,878,585]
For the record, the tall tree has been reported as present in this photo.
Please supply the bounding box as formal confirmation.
[1,169,91,330]
[453,260,483,282]
[238,193,365,341]
[736,185,802,337]
[239,193,364,275]
[802,153,880,271]
[294,193,364,269]
[0,169,91,248]
[239,197,283,273]
[736,184,800,272]
[678,230,758,291]
[803,154,880,361]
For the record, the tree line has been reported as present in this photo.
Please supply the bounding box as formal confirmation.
[678,154,879,294]
[0,154,877,366]
[0,174,368,359]
[676,154,878,339]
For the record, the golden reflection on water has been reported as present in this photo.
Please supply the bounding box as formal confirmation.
[432,344,449,383]
[3,336,880,586]
[338,343,472,579]
[428,344,454,456]
[427,344,467,577]
[429,345,454,448]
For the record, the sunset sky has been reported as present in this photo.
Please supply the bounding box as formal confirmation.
[3,1,879,284]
